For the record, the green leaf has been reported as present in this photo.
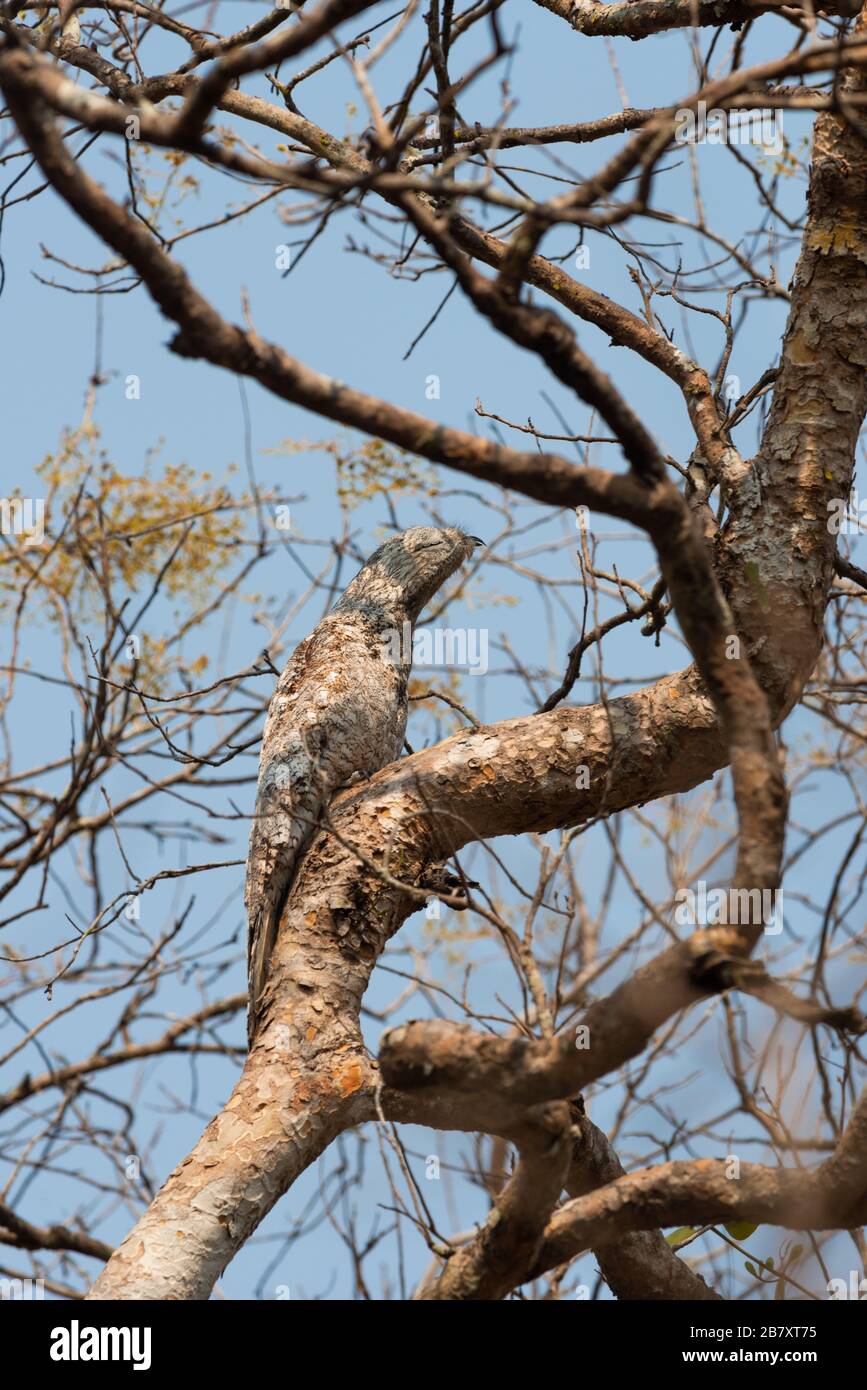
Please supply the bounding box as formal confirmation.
[725,1220,758,1241]
[745,1261,759,1278]
[666,1226,698,1248]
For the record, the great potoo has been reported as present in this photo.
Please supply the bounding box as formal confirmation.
[245,526,483,1043]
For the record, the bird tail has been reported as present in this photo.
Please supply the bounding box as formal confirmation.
[247,898,279,1047]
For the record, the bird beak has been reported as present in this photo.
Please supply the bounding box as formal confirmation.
[469,536,485,549]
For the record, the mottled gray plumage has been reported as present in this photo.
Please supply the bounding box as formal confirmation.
[245,526,481,1042]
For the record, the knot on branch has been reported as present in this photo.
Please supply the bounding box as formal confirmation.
[379,1018,531,1093]
[689,947,738,994]
[690,948,866,1034]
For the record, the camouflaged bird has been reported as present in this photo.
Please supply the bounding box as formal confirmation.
[245,526,482,1043]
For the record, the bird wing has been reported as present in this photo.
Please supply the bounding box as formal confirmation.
[245,618,408,1042]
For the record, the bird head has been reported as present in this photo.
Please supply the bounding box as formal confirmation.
[336,526,484,625]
